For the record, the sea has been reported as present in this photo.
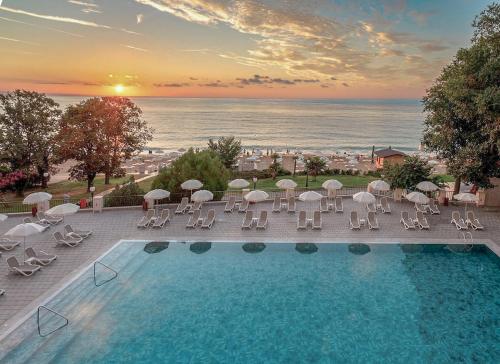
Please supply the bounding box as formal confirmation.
[53,97,425,155]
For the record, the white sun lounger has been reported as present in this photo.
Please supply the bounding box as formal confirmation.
[272,196,281,213]
[320,197,329,213]
[175,197,189,214]
[466,211,484,230]
[224,196,236,213]
[312,210,322,230]
[380,197,391,214]
[137,209,155,228]
[201,209,215,229]
[7,256,41,277]
[38,211,63,225]
[242,211,253,229]
[186,210,201,229]
[297,210,307,230]
[416,211,430,230]
[400,211,416,229]
[238,199,249,213]
[53,231,83,247]
[451,211,468,230]
[0,289,4,296]
[0,238,21,251]
[25,247,57,266]
[256,210,268,230]
[64,224,92,239]
[334,197,343,213]
[152,209,170,228]
[366,203,376,213]
[367,211,379,230]
[349,211,360,230]
[415,203,428,214]
[23,217,50,230]
[428,200,440,215]
[287,197,296,213]
[188,201,202,214]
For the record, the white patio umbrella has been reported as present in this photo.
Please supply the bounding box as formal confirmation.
[144,189,171,200]
[368,180,390,192]
[322,179,343,198]
[276,179,297,198]
[353,191,376,205]
[299,191,323,218]
[454,193,478,215]
[22,192,52,205]
[4,223,46,260]
[228,179,250,189]
[181,179,203,199]
[244,190,269,203]
[416,181,439,192]
[0,214,7,222]
[406,191,430,205]
[46,203,80,216]
[191,189,214,202]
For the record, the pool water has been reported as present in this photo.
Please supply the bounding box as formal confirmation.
[1,242,499,363]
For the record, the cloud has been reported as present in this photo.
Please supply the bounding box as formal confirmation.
[342,82,349,87]
[418,42,448,52]
[0,36,39,46]
[0,15,84,38]
[122,44,150,52]
[189,77,198,80]
[330,77,337,80]
[67,1,98,8]
[199,80,227,87]
[137,13,144,24]
[154,82,189,87]
[408,10,435,26]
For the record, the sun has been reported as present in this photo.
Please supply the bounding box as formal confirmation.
[114,84,125,94]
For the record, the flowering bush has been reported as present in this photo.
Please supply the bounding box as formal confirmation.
[0,170,28,193]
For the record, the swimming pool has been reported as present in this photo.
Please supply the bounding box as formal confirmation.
[1,241,499,363]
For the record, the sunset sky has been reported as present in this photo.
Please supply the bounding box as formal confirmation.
[0,0,492,98]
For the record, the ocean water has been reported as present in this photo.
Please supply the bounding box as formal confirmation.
[1,241,499,363]
[53,97,424,154]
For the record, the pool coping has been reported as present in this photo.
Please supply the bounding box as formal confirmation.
[0,237,498,344]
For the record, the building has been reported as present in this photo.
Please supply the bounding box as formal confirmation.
[374,147,406,169]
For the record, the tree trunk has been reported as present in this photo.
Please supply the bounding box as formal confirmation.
[293,160,296,176]
[453,176,461,195]
[105,173,110,185]
[87,174,96,192]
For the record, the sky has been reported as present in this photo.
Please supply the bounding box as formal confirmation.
[0,0,493,98]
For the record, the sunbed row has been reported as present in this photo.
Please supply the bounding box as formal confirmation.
[174,197,204,215]
[400,211,430,230]
[451,210,484,230]
[138,209,171,228]
[349,211,379,230]
[22,211,64,230]
[242,210,268,229]
[186,209,216,229]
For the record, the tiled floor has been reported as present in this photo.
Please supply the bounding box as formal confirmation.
[0,199,499,335]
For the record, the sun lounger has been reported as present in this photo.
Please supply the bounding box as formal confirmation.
[7,256,41,277]
[334,197,343,213]
[188,201,202,214]
[238,199,249,213]
[23,217,50,230]
[320,197,329,213]
[416,211,430,230]
[53,231,82,247]
[201,209,215,229]
[242,211,253,229]
[367,211,379,230]
[428,200,440,215]
[312,210,322,230]
[400,211,416,229]
[380,197,391,214]
[272,196,281,213]
[466,211,484,230]
[256,210,268,230]
[25,247,57,266]
[137,209,155,228]
[349,211,360,230]
[297,210,307,230]
[366,203,376,213]
[186,210,201,228]
[415,203,428,214]
[152,209,170,228]
[287,197,296,213]
[0,238,20,251]
[0,289,4,296]
[64,224,92,239]
[451,211,468,230]
[38,211,63,225]
[224,196,236,213]
[175,197,189,214]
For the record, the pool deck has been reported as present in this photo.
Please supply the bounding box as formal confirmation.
[0,199,499,337]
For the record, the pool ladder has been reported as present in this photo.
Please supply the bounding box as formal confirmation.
[93,261,118,287]
[37,306,69,337]
[460,231,473,244]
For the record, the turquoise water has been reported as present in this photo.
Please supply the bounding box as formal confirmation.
[1,242,499,363]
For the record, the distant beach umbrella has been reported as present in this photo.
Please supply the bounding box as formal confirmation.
[416,181,439,192]
[322,179,343,190]
[46,203,79,216]
[191,189,214,202]
[406,192,430,205]
[276,179,297,189]
[368,180,390,192]
[228,179,250,189]
[144,189,170,200]
[353,191,376,205]
[22,192,52,205]
[181,179,203,199]
[244,190,269,203]
[298,191,323,202]
[5,223,46,260]
[0,214,7,222]
[454,193,478,214]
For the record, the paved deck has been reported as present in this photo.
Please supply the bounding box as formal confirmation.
[0,199,499,337]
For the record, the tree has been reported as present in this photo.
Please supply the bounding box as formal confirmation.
[207,136,242,169]
[292,155,299,176]
[57,97,153,191]
[383,156,436,190]
[304,156,326,181]
[422,3,500,193]
[0,90,61,189]
[269,153,280,180]
[152,148,229,201]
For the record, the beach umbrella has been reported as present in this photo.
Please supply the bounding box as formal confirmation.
[22,192,52,205]
[4,223,46,260]
[454,193,478,215]
[228,179,249,189]
[353,191,376,205]
[191,189,214,202]
[0,214,7,222]
[322,179,343,198]
[406,191,430,205]
[244,190,269,203]
[144,189,170,200]
[299,191,323,217]
[181,179,203,199]
[276,179,297,189]
[46,203,80,216]
[368,180,390,192]
[416,181,439,192]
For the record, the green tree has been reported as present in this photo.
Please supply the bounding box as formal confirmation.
[422,3,500,193]
[0,90,61,190]
[305,156,326,181]
[105,179,145,207]
[152,148,229,201]
[383,156,436,190]
[269,153,280,180]
[207,136,242,169]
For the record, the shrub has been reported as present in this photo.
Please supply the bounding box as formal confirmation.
[105,181,145,207]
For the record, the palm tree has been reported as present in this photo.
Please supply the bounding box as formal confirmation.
[292,155,299,176]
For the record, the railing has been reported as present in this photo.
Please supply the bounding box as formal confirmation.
[93,261,118,287]
[37,306,69,337]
